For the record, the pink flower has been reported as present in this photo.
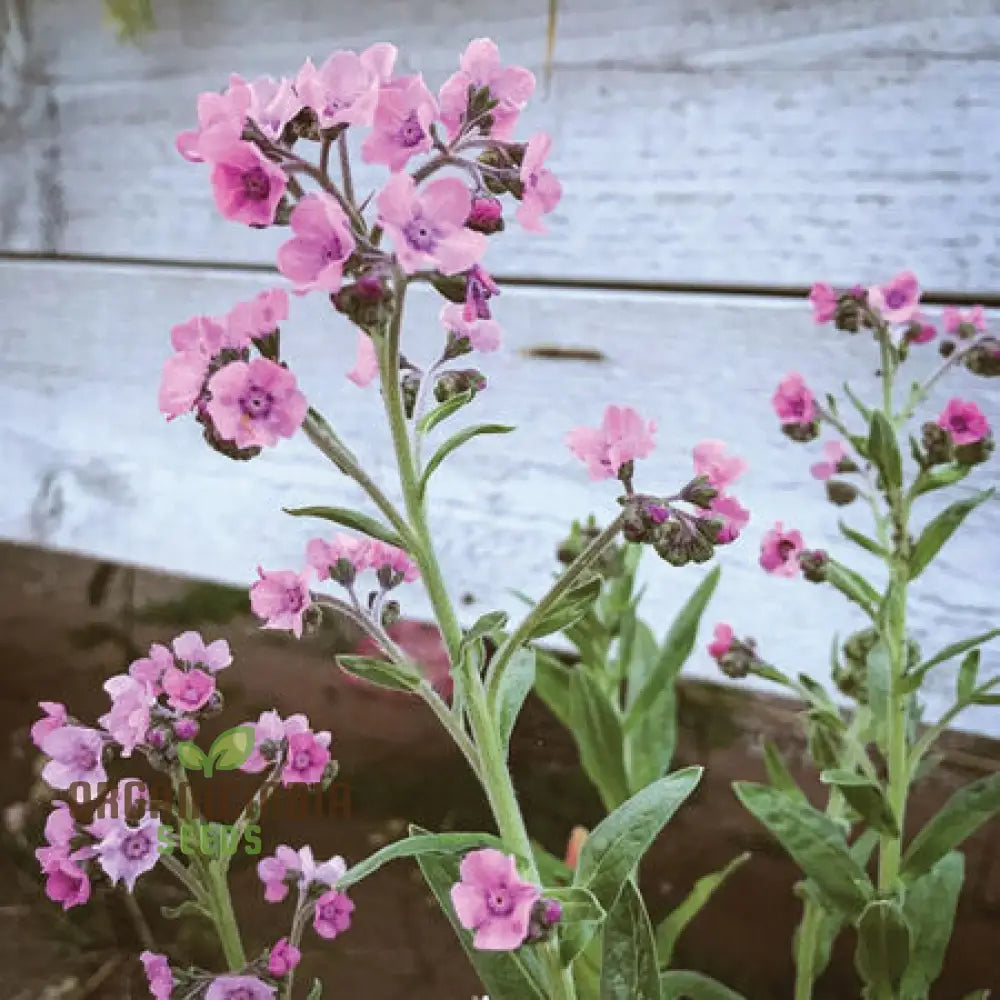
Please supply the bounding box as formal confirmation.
[937,398,990,446]
[205,358,307,449]
[450,849,540,951]
[241,711,321,773]
[464,264,499,321]
[128,643,174,694]
[273,844,345,891]
[772,372,817,425]
[908,321,937,345]
[277,194,356,294]
[295,44,397,129]
[172,631,232,672]
[942,305,987,335]
[161,666,216,713]
[377,173,487,275]
[440,302,502,353]
[257,854,291,902]
[760,523,805,578]
[99,675,154,756]
[96,813,161,891]
[313,890,355,939]
[466,196,504,234]
[810,440,849,481]
[705,494,750,544]
[209,141,287,226]
[226,289,290,344]
[158,314,238,420]
[868,271,921,325]
[140,952,174,1000]
[692,440,747,491]
[176,83,249,163]
[249,567,312,638]
[268,938,302,977]
[362,75,438,171]
[31,702,67,749]
[42,857,91,910]
[205,976,275,1000]
[282,730,331,786]
[516,132,562,234]
[40,725,107,791]
[346,332,379,387]
[565,405,657,481]
[439,38,535,140]
[86,781,151,841]
[808,282,838,324]
[364,540,420,583]
[239,74,302,141]
[707,623,734,660]
[306,533,369,581]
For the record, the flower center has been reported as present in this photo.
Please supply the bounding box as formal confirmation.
[183,683,201,704]
[292,750,312,771]
[228,990,253,1000]
[323,234,344,262]
[73,745,98,771]
[951,415,968,432]
[487,888,513,915]
[242,166,271,202]
[285,586,305,612]
[402,215,438,252]
[777,540,796,560]
[122,830,152,860]
[241,387,273,418]
[884,288,906,309]
[396,112,425,147]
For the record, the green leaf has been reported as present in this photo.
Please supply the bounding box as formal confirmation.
[534,651,574,731]
[908,488,995,580]
[570,669,630,810]
[761,742,807,801]
[176,741,208,773]
[900,852,964,999]
[161,899,211,922]
[854,899,911,995]
[305,980,323,1000]
[575,768,703,912]
[733,782,873,919]
[623,620,660,708]
[820,770,897,836]
[419,423,514,500]
[527,576,604,640]
[417,389,474,434]
[843,382,871,422]
[868,410,902,489]
[957,649,980,701]
[824,559,880,618]
[336,654,422,693]
[283,505,406,549]
[207,725,257,774]
[910,463,970,499]
[659,972,747,1000]
[839,521,888,559]
[654,853,749,968]
[901,773,1000,881]
[494,648,536,747]
[908,628,1000,686]
[465,610,510,645]
[532,841,572,886]
[545,885,606,966]
[599,880,661,1000]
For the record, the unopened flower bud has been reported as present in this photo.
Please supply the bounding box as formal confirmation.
[782,420,821,444]
[259,740,283,765]
[652,519,687,567]
[202,691,224,717]
[332,275,394,335]
[302,602,325,636]
[954,433,995,467]
[681,475,718,510]
[834,292,867,333]
[466,196,504,235]
[799,548,829,583]
[938,339,957,358]
[173,718,199,741]
[825,480,858,506]
[381,600,401,628]
[622,509,648,543]
[525,896,563,943]
[964,337,1000,377]
[434,368,486,402]
[400,371,421,418]
[147,726,170,750]
[921,422,954,466]
[718,642,756,680]
[284,107,320,142]
[272,197,294,227]
[428,272,468,304]
[320,759,340,791]
[442,330,472,361]
[694,516,723,546]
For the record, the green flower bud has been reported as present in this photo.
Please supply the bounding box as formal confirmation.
[825,480,859,506]
[782,420,821,444]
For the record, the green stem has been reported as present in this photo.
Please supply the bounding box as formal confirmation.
[206,861,247,971]
[794,900,823,1000]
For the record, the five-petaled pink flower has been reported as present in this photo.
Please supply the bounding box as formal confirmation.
[760,523,805,578]
[238,74,303,141]
[942,305,987,335]
[707,623,734,661]
[158,315,230,420]
[209,140,288,226]
[772,373,817,425]
[377,173,487,275]
[362,75,438,171]
[296,44,396,129]
[937,398,990,446]
[346,333,379,387]
[40,725,107,790]
[140,952,175,1000]
[868,271,921,325]
[128,642,174,694]
[808,282,838,324]
[365,540,420,583]
[161,665,216,713]
[439,37,534,140]
[440,302,502,353]
[277,194,357,294]
[450,848,540,951]
[705,494,750,544]
[205,975,275,1000]
[176,83,249,163]
[306,533,369,581]
[282,729,332,786]
[241,711,328,774]
[313,889,355,939]
[516,132,562,234]
[810,440,849,481]
[226,289,289,345]
[692,440,747,491]
[250,567,313,638]
[268,938,302,977]
[565,405,657,481]
[206,358,307,449]
[96,813,161,891]
[99,675,154,756]
[172,631,232,672]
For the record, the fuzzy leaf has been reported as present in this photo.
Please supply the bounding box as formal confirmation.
[534,651,574,731]
[908,628,1000,686]
[465,610,510,645]
[527,576,603,639]
[494,648,537,747]
[908,489,995,580]
[910,463,970,499]
[659,972,747,1000]
[957,650,980,702]
[867,411,902,488]
[570,669,630,810]
[838,521,888,558]
[820,770,897,836]
[417,389,474,434]
[283,505,406,549]
[824,559,880,618]
[336,654,422,693]
[419,423,514,500]
[762,742,807,802]
[545,885,606,966]
[599,880,661,1000]
[854,900,911,996]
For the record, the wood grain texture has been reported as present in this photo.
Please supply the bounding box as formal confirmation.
[3,0,999,288]
[2,258,998,729]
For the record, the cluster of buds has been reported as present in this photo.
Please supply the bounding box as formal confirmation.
[706,624,762,680]
[917,397,995,468]
[832,627,922,704]
[556,515,627,578]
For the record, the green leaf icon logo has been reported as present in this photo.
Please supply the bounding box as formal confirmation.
[176,741,208,772]
[204,725,256,777]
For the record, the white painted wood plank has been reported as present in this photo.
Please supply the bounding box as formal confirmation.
[2,258,998,730]
[4,0,1000,288]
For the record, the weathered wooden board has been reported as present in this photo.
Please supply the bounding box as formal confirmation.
[3,0,1000,288]
[2,258,998,728]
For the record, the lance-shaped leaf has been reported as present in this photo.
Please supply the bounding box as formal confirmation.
[419,423,515,501]
[824,559,880,619]
[526,575,603,639]
[910,463,970,500]
[867,410,902,489]
[599,880,661,1000]
[493,648,537,748]
[284,505,407,550]
[839,520,888,559]
[417,389,474,434]
[908,488,995,580]
[659,972,747,999]
[761,742,807,802]
[906,627,1000,690]
[570,669,630,810]
[336,654,422,693]
[545,885,605,966]
[854,900,912,997]
[465,610,510,645]
[820,770,897,836]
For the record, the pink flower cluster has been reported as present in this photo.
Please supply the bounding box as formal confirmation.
[241,710,333,786]
[565,405,657,482]
[692,440,751,544]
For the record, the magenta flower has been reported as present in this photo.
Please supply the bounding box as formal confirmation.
[760,523,805,578]
[439,37,534,140]
[250,567,312,638]
[364,540,420,583]
[362,75,438,171]
[277,194,357,294]
[96,813,161,891]
[31,701,67,749]
[907,320,937,345]
[204,975,275,1000]
[296,44,397,129]
[346,332,379,387]
[42,857,91,910]
[467,196,504,234]
[704,494,750,544]
[313,890,355,939]
[464,264,500,321]
[810,440,849,481]
[99,675,154,756]
[257,854,291,902]
[808,282,838,324]
[377,173,487,275]
[942,305,987,335]
[158,314,240,420]
[692,440,747,491]
[306,533,369,581]
[516,132,562,234]
[241,710,323,773]
[209,140,288,226]
[441,302,502,353]
[450,848,540,951]
[282,730,331,786]
[565,405,657,481]
[268,937,302,977]
[226,289,290,345]
[707,623,735,660]
[938,398,990,446]
[161,665,216,713]
[140,952,175,1000]
[40,725,107,791]
[772,372,817,425]
[128,643,174,694]
[239,74,302,141]
[172,631,232,673]
[176,83,249,163]
[867,271,921,325]
[205,358,307,449]
[271,844,346,892]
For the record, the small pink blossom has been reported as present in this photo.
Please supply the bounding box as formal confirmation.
[808,282,838,324]
[692,440,747,491]
[161,665,216,713]
[772,372,817,425]
[306,533,369,580]
[705,494,750,544]
[42,857,91,910]
[206,358,307,449]
[313,890,355,939]
[516,132,562,234]
[86,781,151,841]
[707,623,734,660]
[466,196,504,234]
[464,264,499,321]
[268,938,302,977]
[176,83,249,163]
[942,305,987,335]
[362,75,438,171]
[241,710,320,773]
[209,140,287,226]
[172,631,232,673]
[906,320,937,345]
[96,813,161,891]
[439,38,535,140]
[205,976,275,1000]
[364,540,420,583]
[377,173,487,275]
[41,725,107,791]
[31,702,67,749]
[282,730,331,786]
[810,440,849,481]
[565,405,657,481]
[450,848,540,951]
[760,523,805,578]
[226,289,290,345]
[277,194,356,294]
[272,844,345,891]
[239,74,302,141]
[249,567,312,638]
[868,271,921,325]
[99,675,154,756]
[440,302,502,353]
[128,643,174,694]
[937,398,990,446]
[140,952,174,1000]
[295,44,397,129]
[257,854,291,902]
[346,332,379,387]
